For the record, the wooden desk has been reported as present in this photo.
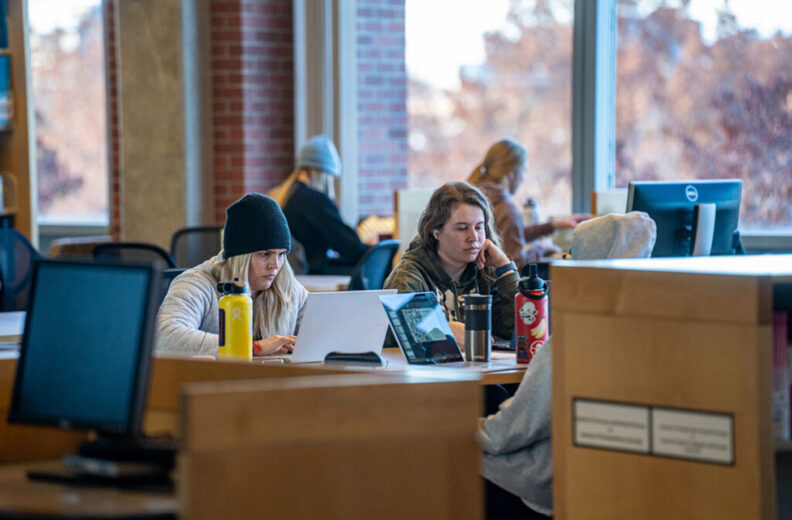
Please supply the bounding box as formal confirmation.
[377,347,527,385]
[251,348,527,386]
[0,462,176,519]
[295,274,350,292]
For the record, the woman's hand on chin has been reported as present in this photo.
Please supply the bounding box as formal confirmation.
[253,335,297,356]
[475,239,510,271]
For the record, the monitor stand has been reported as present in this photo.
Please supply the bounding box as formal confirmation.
[78,434,176,468]
[26,434,176,491]
[691,203,716,256]
[733,230,747,254]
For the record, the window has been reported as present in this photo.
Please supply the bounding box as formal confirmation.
[406,0,575,218]
[28,0,108,226]
[616,0,792,232]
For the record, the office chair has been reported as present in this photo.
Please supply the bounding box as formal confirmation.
[346,239,399,291]
[169,225,223,268]
[160,268,186,304]
[0,229,42,311]
[93,242,178,270]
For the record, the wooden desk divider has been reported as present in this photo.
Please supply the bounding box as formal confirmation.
[145,356,349,436]
[178,372,482,520]
[0,355,349,463]
[0,357,86,463]
[551,256,792,520]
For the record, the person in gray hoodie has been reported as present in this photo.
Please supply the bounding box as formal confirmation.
[477,211,657,519]
[155,193,308,357]
[384,181,519,341]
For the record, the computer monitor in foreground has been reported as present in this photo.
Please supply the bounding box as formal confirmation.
[8,259,169,480]
[626,179,743,257]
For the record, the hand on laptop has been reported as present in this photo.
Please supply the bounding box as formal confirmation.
[449,321,465,347]
[449,320,494,349]
[253,335,297,356]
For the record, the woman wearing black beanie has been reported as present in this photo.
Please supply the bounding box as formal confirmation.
[155,193,308,357]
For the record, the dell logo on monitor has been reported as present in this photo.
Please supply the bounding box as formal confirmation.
[685,185,699,202]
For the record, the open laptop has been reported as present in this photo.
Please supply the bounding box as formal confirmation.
[260,289,396,364]
[379,292,516,370]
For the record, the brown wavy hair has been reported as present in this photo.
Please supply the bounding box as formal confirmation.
[417,181,502,253]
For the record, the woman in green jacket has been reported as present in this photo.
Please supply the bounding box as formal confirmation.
[384,181,519,341]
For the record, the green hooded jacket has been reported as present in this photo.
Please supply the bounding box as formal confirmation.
[384,239,519,339]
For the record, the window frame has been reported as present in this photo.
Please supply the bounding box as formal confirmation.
[573,0,791,250]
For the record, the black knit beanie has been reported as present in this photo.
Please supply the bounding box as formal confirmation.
[223,193,292,259]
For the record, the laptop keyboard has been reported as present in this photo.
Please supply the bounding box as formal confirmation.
[254,353,292,364]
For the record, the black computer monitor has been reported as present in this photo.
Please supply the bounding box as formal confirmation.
[626,179,743,257]
[8,259,159,458]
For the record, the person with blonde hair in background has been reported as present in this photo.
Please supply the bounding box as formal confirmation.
[156,193,308,357]
[468,138,588,267]
[269,135,370,275]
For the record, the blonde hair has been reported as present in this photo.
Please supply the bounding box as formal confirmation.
[211,253,297,339]
[269,168,335,208]
[467,138,527,187]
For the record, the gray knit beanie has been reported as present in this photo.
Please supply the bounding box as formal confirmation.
[570,212,657,260]
[223,193,291,259]
[296,135,341,177]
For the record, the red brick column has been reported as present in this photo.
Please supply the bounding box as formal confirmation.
[210,0,294,223]
[104,0,121,239]
[356,0,408,217]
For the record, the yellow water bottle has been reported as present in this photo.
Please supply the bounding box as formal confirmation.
[217,278,253,361]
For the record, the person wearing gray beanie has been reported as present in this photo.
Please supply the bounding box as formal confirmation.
[155,193,309,358]
[268,134,370,275]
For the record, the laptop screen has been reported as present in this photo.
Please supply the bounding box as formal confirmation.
[8,259,158,436]
[379,292,463,364]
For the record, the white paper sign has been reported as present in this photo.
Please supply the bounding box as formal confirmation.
[651,408,733,464]
[574,399,650,453]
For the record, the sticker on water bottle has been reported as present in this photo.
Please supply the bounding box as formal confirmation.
[218,309,225,347]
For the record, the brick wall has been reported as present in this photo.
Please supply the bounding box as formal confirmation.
[356,0,408,217]
[210,0,294,223]
[105,0,121,239]
[107,0,406,227]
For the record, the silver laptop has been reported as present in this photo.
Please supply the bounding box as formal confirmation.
[379,292,516,370]
[260,289,395,364]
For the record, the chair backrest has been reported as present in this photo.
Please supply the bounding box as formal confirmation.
[0,229,42,311]
[93,242,177,270]
[170,226,223,268]
[47,235,113,260]
[287,238,308,275]
[160,268,186,304]
[346,239,400,291]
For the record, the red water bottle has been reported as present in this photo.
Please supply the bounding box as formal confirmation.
[515,264,549,364]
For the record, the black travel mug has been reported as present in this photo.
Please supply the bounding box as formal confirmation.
[464,294,492,362]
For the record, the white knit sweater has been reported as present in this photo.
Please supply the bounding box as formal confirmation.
[154,256,308,356]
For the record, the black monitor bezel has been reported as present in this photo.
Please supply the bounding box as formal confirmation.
[7,258,159,437]
[626,179,742,257]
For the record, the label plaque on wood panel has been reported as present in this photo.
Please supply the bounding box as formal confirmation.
[573,399,650,453]
[652,408,733,465]
[573,397,735,466]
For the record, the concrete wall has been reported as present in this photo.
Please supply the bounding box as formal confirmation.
[116,0,187,247]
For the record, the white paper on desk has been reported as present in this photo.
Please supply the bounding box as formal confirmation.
[0,311,25,343]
